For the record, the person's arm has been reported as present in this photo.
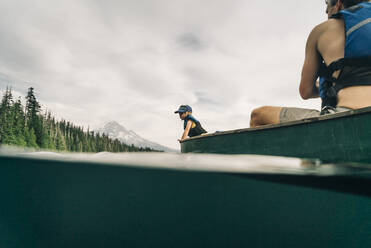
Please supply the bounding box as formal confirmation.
[178,120,192,142]
[299,25,322,99]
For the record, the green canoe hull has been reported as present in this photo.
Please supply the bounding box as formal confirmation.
[0,156,370,248]
[181,107,371,163]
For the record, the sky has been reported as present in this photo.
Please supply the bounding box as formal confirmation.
[0,0,328,149]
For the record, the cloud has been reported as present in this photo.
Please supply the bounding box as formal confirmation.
[0,0,326,149]
[177,33,205,51]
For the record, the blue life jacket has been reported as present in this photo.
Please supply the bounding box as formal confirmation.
[319,2,371,108]
[318,77,326,101]
[183,115,207,137]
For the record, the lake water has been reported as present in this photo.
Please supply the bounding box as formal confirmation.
[0,146,370,248]
[2,146,371,176]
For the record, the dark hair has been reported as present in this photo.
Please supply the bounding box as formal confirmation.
[329,0,337,6]
[340,0,368,8]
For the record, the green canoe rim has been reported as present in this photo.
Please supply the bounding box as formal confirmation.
[180,106,371,143]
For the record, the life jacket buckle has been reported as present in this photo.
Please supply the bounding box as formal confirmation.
[320,106,336,115]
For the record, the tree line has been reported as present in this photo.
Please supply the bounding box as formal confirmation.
[0,87,157,152]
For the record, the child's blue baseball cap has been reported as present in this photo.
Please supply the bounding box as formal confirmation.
[174,105,192,113]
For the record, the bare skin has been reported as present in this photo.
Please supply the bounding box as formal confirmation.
[250,0,371,127]
[178,112,192,142]
[250,106,282,127]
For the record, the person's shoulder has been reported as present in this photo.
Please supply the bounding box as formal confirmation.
[314,18,343,32]
[187,115,198,122]
[312,20,330,34]
[309,18,342,39]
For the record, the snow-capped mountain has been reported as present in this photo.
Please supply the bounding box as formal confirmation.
[96,121,176,152]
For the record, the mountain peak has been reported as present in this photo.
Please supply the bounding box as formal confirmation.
[102,121,128,133]
[105,120,120,126]
[96,121,176,152]
[104,120,123,128]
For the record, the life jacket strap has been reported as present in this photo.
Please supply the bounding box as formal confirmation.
[319,56,371,108]
[319,56,371,80]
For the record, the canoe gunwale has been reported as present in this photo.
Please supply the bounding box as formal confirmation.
[181,106,371,143]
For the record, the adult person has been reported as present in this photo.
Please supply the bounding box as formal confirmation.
[250,0,371,127]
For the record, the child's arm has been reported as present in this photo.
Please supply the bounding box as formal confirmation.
[178,120,192,142]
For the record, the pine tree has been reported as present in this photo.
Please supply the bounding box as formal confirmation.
[0,88,17,145]
[40,126,51,149]
[55,127,66,151]
[0,88,10,143]
[25,128,38,148]
[25,87,43,146]
[12,98,27,146]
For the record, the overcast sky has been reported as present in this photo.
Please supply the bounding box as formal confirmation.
[0,0,328,149]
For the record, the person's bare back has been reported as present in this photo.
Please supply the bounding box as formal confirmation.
[316,17,371,109]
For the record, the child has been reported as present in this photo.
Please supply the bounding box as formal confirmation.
[174,105,207,142]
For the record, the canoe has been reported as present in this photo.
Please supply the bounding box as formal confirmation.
[181,106,371,163]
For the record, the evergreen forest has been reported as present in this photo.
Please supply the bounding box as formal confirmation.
[0,87,156,152]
